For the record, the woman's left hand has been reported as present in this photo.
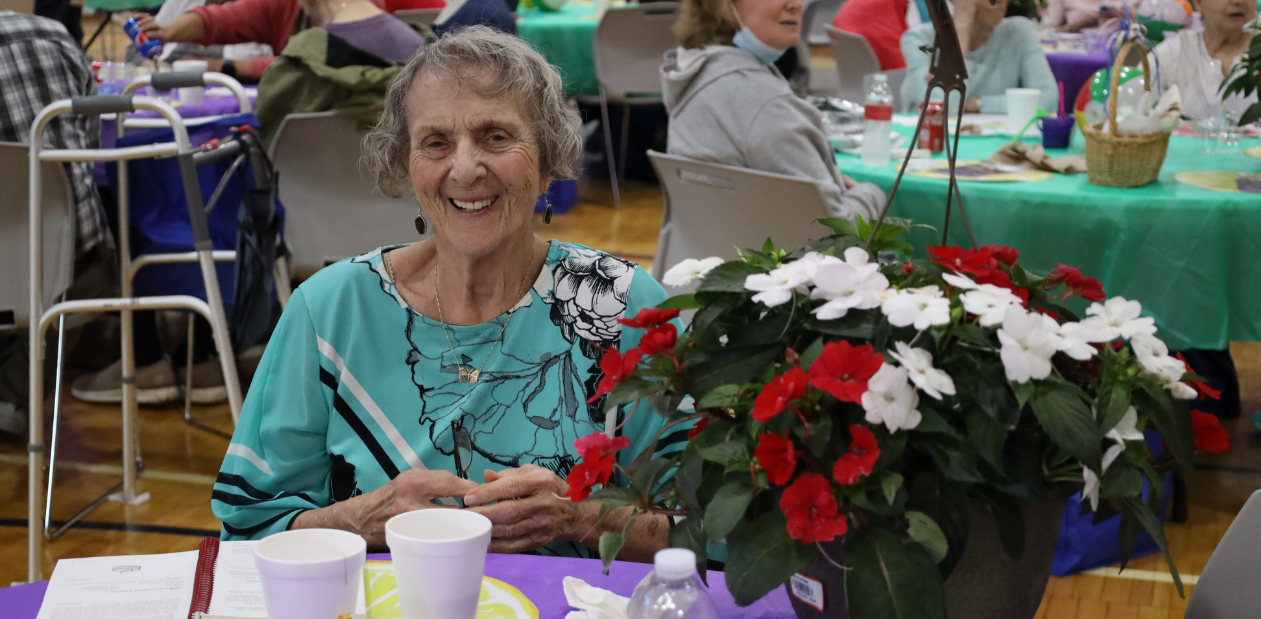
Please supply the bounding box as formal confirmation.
[463,465,578,553]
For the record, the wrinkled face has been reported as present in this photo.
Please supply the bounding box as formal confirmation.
[976,0,1008,28]
[733,0,803,50]
[406,69,549,259]
[1199,0,1254,34]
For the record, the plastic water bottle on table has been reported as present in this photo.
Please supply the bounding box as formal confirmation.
[861,73,893,167]
[627,549,720,619]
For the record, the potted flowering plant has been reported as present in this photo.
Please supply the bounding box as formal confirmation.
[1222,14,1260,126]
[564,217,1229,618]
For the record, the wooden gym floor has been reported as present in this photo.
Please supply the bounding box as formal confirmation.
[2,17,1256,616]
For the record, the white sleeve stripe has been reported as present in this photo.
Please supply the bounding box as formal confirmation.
[227,443,275,476]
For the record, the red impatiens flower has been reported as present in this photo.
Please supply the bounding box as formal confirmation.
[1191,410,1230,453]
[586,347,643,403]
[617,308,680,329]
[981,245,1019,266]
[927,245,994,276]
[1174,353,1222,400]
[687,417,710,440]
[564,432,633,501]
[752,366,809,422]
[902,261,915,275]
[833,425,880,485]
[780,473,849,543]
[1044,264,1106,302]
[808,341,883,403]
[637,324,678,356]
[755,433,798,486]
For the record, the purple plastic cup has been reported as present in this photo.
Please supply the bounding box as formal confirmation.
[1040,115,1075,149]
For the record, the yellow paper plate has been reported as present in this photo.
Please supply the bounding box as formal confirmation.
[1172,171,1261,193]
[907,159,1052,182]
[1247,146,1261,159]
[363,561,539,619]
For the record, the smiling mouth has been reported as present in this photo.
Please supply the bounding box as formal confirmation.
[449,196,498,212]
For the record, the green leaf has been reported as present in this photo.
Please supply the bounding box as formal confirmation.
[630,458,673,499]
[657,294,700,311]
[598,530,625,574]
[1134,384,1194,472]
[724,511,817,606]
[882,472,904,505]
[798,337,825,369]
[688,345,780,397]
[797,413,833,458]
[920,435,983,483]
[1011,381,1036,412]
[605,376,662,408]
[698,438,750,465]
[845,526,947,619]
[805,311,878,339]
[1121,497,1184,596]
[1095,382,1131,437]
[906,470,971,576]
[704,481,754,542]
[697,384,742,409]
[698,261,763,293]
[965,409,1006,469]
[668,515,709,584]
[1100,464,1143,499]
[1029,382,1102,472]
[675,447,704,510]
[584,486,643,508]
[914,409,957,435]
[1240,103,1261,127]
[818,217,859,238]
[906,511,950,564]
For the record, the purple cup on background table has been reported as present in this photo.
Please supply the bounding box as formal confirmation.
[1040,115,1076,149]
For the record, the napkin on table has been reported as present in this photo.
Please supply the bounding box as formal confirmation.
[987,141,1088,174]
[564,576,631,619]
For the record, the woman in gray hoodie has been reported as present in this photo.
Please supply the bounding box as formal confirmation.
[660,0,885,221]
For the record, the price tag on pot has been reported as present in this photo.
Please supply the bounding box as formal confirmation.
[790,573,825,611]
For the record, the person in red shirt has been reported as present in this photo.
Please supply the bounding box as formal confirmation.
[832,0,910,71]
[132,0,389,80]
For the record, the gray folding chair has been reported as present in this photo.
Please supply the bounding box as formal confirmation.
[798,0,838,96]
[0,143,74,336]
[1185,490,1261,618]
[395,8,441,27]
[589,3,680,206]
[826,25,880,103]
[647,151,832,284]
[267,112,423,278]
[806,0,846,44]
[867,68,907,113]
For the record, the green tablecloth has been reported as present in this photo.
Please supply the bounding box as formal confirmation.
[85,0,164,12]
[837,120,1261,350]
[517,4,600,97]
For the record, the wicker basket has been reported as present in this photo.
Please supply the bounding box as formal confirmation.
[1080,41,1172,188]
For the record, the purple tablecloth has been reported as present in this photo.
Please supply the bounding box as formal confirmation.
[1046,50,1111,109]
[3,552,795,619]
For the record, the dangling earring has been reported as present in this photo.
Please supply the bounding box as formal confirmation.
[414,207,427,235]
[543,198,553,225]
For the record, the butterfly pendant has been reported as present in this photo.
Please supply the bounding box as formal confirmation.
[458,367,481,383]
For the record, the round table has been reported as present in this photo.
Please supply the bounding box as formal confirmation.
[837,118,1261,351]
[3,553,794,619]
[518,4,602,97]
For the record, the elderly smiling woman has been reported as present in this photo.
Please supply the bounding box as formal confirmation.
[211,27,682,560]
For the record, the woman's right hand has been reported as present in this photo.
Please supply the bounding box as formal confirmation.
[292,469,479,546]
[131,12,163,37]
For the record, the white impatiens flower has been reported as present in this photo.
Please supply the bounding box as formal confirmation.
[662,257,724,288]
[1082,443,1125,512]
[1082,296,1157,341]
[881,286,951,331]
[1050,321,1099,361]
[810,248,889,320]
[941,272,978,290]
[997,306,1058,383]
[888,341,956,400]
[1105,406,1145,445]
[959,284,1025,327]
[862,364,923,432]
[743,252,838,307]
[1129,334,1197,399]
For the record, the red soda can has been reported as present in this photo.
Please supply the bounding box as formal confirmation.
[919,102,945,153]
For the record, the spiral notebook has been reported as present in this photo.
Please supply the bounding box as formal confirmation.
[35,538,366,619]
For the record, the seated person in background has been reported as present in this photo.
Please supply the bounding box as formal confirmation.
[1041,0,1107,32]
[214,27,681,559]
[1151,0,1257,121]
[661,0,885,222]
[254,0,426,143]
[832,0,912,71]
[901,0,1057,113]
[149,0,275,66]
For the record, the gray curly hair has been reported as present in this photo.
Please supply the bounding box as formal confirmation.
[362,26,583,198]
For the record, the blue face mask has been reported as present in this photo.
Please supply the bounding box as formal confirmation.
[732,26,789,65]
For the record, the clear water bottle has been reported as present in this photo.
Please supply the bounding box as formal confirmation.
[627,549,720,619]
[861,73,893,167]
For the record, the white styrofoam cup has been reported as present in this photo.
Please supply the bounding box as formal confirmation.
[386,509,493,619]
[254,528,367,619]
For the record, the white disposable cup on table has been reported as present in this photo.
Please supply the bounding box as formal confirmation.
[1005,88,1041,134]
[172,59,209,106]
[254,528,367,619]
[387,509,493,619]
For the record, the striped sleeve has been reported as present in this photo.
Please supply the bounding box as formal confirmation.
[212,289,332,539]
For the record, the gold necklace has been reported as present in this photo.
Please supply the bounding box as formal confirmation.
[383,247,539,384]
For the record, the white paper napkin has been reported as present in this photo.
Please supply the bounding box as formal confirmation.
[563,576,631,619]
